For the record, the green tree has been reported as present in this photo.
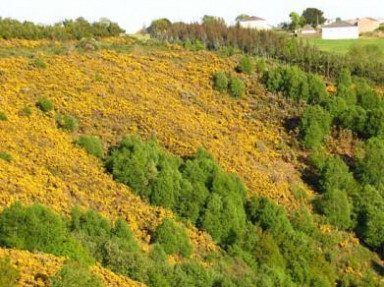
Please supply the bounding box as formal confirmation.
[289,12,304,31]
[356,137,384,189]
[152,218,192,257]
[300,105,332,148]
[50,261,102,287]
[302,8,326,27]
[0,203,91,263]
[319,156,354,192]
[317,188,351,229]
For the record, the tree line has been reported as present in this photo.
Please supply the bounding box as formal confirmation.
[149,19,384,84]
[0,17,125,40]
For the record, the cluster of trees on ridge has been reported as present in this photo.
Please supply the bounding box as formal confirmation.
[0,17,124,40]
[263,63,384,255]
[149,17,384,85]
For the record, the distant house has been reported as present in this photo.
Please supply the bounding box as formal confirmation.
[237,16,271,30]
[348,17,380,33]
[322,21,359,40]
[300,25,317,36]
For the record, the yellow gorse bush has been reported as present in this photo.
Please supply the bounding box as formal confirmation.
[0,248,146,287]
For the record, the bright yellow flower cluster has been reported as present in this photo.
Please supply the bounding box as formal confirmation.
[0,248,146,287]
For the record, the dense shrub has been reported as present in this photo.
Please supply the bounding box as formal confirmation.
[213,71,229,92]
[307,74,328,104]
[299,105,332,148]
[76,135,103,158]
[152,218,192,257]
[32,58,47,69]
[236,57,252,74]
[0,257,19,287]
[0,111,7,121]
[106,137,247,246]
[316,188,351,229]
[36,97,54,112]
[263,66,314,102]
[0,152,12,162]
[0,203,91,263]
[50,261,102,287]
[228,77,245,97]
[356,137,384,189]
[318,156,354,192]
[56,114,79,132]
[246,197,293,237]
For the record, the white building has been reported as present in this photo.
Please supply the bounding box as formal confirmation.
[237,16,271,30]
[322,21,359,40]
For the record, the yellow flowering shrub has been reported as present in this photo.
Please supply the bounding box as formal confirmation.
[0,248,146,287]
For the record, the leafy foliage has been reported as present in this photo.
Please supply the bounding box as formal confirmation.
[0,257,19,287]
[56,114,79,132]
[37,97,53,112]
[236,57,252,74]
[299,105,331,148]
[152,218,192,256]
[0,152,12,162]
[0,203,92,263]
[50,261,102,287]
[213,71,229,92]
[0,111,7,121]
[76,135,103,158]
[228,77,245,98]
[0,17,124,40]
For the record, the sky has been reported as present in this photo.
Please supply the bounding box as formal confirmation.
[1,0,383,33]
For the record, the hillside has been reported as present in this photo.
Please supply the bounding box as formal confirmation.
[0,37,383,286]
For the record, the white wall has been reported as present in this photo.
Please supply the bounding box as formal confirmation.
[322,27,359,39]
[239,20,271,30]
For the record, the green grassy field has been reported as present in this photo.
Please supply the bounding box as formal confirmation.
[305,38,384,54]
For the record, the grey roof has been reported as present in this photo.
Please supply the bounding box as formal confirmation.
[323,21,357,28]
[239,16,266,22]
[301,24,316,31]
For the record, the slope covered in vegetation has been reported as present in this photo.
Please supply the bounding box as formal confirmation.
[0,36,383,286]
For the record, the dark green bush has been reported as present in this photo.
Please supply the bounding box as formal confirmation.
[300,105,332,148]
[36,97,53,112]
[56,114,79,132]
[318,156,354,192]
[307,74,328,104]
[316,188,351,229]
[76,135,103,158]
[228,77,245,97]
[106,136,182,209]
[152,218,192,257]
[236,57,252,74]
[0,152,12,162]
[246,196,293,237]
[49,261,102,287]
[0,257,19,287]
[213,71,229,92]
[356,137,384,189]
[0,203,92,263]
